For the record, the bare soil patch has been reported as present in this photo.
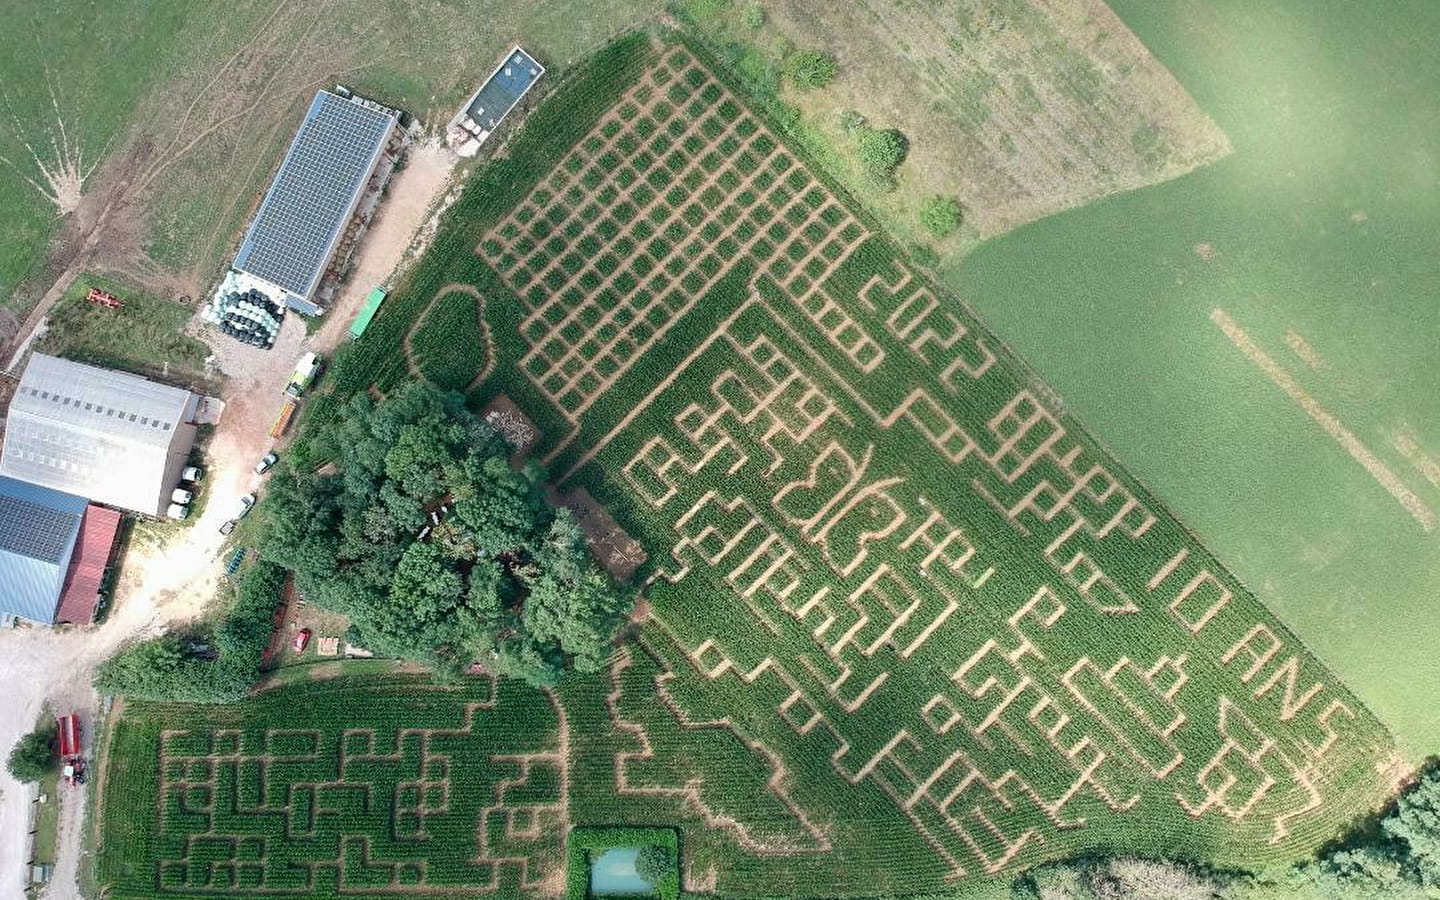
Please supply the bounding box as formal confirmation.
[482,394,542,459]
[546,485,647,582]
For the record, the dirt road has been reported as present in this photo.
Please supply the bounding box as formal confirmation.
[0,130,461,900]
[313,137,459,350]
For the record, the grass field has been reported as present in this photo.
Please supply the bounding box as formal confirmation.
[33,275,215,390]
[672,0,1229,257]
[0,0,660,335]
[950,0,1440,753]
[208,32,1397,896]
[1,0,1228,344]
[0,2,199,316]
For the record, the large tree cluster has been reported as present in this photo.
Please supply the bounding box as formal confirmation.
[264,382,633,685]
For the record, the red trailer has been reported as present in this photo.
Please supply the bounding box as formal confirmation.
[56,714,79,759]
[84,287,122,309]
[57,714,84,786]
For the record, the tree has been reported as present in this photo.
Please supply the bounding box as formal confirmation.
[1011,859,1230,900]
[96,561,287,703]
[855,126,908,186]
[635,845,673,883]
[258,382,634,686]
[785,49,836,89]
[95,635,190,698]
[1383,768,1440,885]
[1302,766,1440,895]
[7,721,56,783]
[919,195,963,238]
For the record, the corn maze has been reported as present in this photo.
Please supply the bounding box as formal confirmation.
[471,39,1392,892]
[100,34,1396,900]
[99,678,570,898]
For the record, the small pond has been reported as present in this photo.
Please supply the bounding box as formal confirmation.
[589,847,654,896]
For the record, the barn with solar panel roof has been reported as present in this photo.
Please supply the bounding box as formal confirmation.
[205,89,406,335]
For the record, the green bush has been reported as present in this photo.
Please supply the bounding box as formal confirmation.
[7,721,56,783]
[741,0,764,29]
[836,108,866,134]
[919,194,963,238]
[909,242,940,269]
[635,844,673,883]
[95,561,286,703]
[784,49,837,89]
[855,126,908,186]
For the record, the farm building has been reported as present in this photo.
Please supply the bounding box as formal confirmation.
[0,354,200,517]
[447,47,545,157]
[221,90,405,316]
[0,475,121,625]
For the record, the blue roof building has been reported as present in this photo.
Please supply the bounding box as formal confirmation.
[448,47,545,156]
[0,475,88,624]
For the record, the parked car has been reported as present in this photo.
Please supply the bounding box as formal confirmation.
[254,452,278,475]
[235,493,257,519]
[292,628,312,653]
[181,465,204,482]
[170,487,193,505]
[219,519,236,536]
[166,503,190,521]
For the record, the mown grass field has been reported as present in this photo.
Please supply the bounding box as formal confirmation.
[951,0,1440,753]
[0,0,659,328]
[187,32,1400,897]
[670,0,1229,256]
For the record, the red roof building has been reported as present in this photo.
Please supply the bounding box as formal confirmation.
[55,505,122,624]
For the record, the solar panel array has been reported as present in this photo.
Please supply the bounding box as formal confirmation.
[0,494,76,563]
[233,92,396,300]
[0,474,87,623]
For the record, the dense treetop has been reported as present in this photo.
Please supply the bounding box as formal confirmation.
[264,382,633,685]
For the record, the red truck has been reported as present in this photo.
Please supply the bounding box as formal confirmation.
[57,714,84,786]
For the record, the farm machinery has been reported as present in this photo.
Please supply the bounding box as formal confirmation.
[57,713,84,787]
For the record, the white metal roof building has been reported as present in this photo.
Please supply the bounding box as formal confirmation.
[0,354,199,516]
[231,91,401,314]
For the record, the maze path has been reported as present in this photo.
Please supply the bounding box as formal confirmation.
[595,285,1382,877]
[480,46,863,425]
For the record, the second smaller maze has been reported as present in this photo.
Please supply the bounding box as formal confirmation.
[150,679,567,895]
